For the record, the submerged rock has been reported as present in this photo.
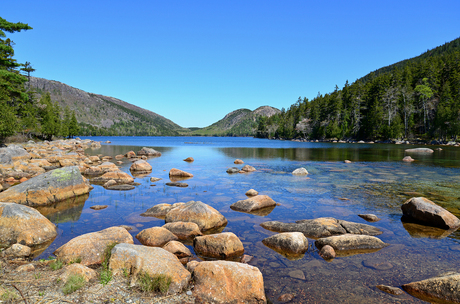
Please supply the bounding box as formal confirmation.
[403,156,415,162]
[405,148,434,153]
[315,234,388,255]
[166,182,188,187]
[183,157,194,162]
[402,272,460,303]
[376,285,405,296]
[260,217,382,238]
[193,261,266,304]
[109,243,190,294]
[401,197,460,230]
[319,245,336,261]
[165,200,227,232]
[226,167,240,174]
[240,165,256,173]
[194,232,244,259]
[358,214,381,222]
[230,195,276,213]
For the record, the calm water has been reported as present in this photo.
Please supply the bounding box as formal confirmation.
[37,137,460,303]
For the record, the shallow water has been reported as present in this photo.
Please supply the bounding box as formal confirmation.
[37,137,460,303]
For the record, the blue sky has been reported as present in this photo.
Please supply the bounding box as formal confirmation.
[3,1,460,128]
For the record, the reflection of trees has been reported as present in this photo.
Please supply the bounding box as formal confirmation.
[217,146,409,162]
[85,145,174,157]
[36,194,89,223]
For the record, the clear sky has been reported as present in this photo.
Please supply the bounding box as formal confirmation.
[3,1,460,128]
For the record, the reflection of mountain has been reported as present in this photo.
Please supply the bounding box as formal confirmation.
[36,194,89,223]
[217,146,409,161]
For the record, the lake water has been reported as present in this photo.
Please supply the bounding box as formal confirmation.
[37,136,460,303]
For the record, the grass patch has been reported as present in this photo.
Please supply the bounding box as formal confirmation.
[50,259,64,270]
[69,257,82,264]
[62,274,86,295]
[138,272,171,294]
[0,287,18,301]
[99,242,117,285]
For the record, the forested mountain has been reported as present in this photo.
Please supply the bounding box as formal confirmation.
[192,106,280,136]
[258,37,460,142]
[29,77,188,136]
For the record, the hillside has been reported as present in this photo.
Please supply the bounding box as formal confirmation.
[192,106,280,136]
[29,77,188,136]
[259,36,460,141]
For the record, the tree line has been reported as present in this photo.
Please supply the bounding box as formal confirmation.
[0,16,79,143]
[257,37,460,142]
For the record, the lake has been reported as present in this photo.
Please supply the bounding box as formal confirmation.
[37,136,460,303]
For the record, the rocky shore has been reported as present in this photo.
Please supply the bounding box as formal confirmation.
[1,138,460,303]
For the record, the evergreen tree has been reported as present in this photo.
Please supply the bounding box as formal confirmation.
[68,111,80,138]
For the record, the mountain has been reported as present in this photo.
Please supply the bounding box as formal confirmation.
[192,106,280,136]
[258,36,460,141]
[29,77,188,136]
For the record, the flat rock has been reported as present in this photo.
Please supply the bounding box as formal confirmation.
[150,177,161,182]
[230,195,276,213]
[54,226,134,266]
[405,148,434,153]
[0,166,91,207]
[262,232,308,254]
[169,168,193,178]
[136,227,178,247]
[292,167,308,175]
[194,232,244,259]
[162,221,202,240]
[0,202,57,247]
[315,234,388,254]
[260,217,382,238]
[2,243,31,258]
[0,145,31,164]
[109,243,190,294]
[183,157,194,162]
[90,205,108,210]
[288,269,305,280]
[363,259,393,270]
[402,197,460,230]
[137,147,161,157]
[92,171,134,184]
[106,184,135,191]
[166,182,188,187]
[402,273,460,303]
[165,200,227,232]
[193,261,266,304]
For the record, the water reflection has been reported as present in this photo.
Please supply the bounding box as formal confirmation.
[36,194,89,223]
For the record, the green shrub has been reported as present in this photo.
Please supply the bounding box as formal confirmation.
[138,272,171,294]
[62,274,86,295]
[99,242,117,285]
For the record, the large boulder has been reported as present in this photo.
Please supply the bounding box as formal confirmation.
[402,272,460,303]
[129,160,152,173]
[262,232,308,254]
[0,202,57,247]
[193,232,244,259]
[136,227,179,247]
[137,147,161,157]
[401,197,460,230]
[230,195,276,213]
[0,166,91,207]
[109,243,190,294]
[315,234,388,256]
[260,217,382,238]
[193,261,266,304]
[162,222,202,240]
[165,201,227,232]
[54,226,134,266]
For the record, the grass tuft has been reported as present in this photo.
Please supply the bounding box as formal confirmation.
[138,272,171,294]
[62,274,86,295]
[50,259,64,270]
[99,242,117,285]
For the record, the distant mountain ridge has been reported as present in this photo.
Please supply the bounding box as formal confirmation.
[192,106,280,136]
[29,77,187,136]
